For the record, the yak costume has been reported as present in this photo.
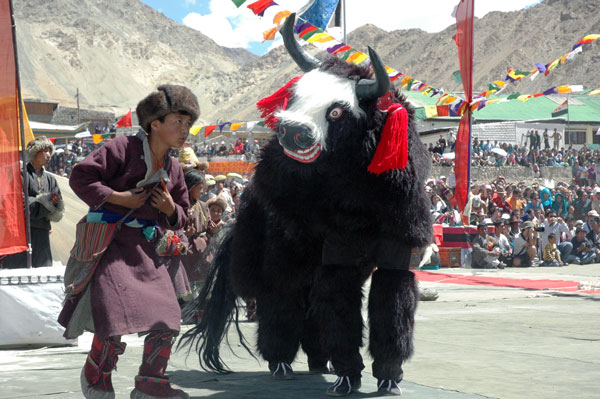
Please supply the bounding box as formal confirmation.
[58,85,199,399]
[181,14,431,397]
[2,136,64,268]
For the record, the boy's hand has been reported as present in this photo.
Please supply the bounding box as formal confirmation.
[150,187,175,217]
[112,188,146,209]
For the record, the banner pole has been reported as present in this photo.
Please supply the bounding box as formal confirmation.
[10,0,32,268]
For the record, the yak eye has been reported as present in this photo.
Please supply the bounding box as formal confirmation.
[328,106,344,120]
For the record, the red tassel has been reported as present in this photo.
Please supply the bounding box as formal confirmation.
[367,103,409,175]
[256,75,302,130]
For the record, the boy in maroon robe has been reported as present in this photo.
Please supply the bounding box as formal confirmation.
[59,85,199,399]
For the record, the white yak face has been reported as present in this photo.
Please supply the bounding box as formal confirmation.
[275,69,365,163]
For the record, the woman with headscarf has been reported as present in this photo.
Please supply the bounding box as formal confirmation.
[540,188,553,213]
[552,192,569,218]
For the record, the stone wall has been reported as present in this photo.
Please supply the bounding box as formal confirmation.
[430,165,572,184]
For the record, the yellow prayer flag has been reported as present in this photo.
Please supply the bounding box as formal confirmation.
[349,52,368,64]
[18,98,36,150]
[517,95,531,102]
[581,34,600,42]
[230,122,245,131]
[306,32,332,43]
[263,27,278,42]
[93,134,103,144]
[424,105,438,119]
[485,98,502,105]
[547,58,560,71]
[400,76,412,87]
[273,10,291,25]
[557,85,572,94]
[190,126,203,136]
[588,88,600,96]
[493,80,505,88]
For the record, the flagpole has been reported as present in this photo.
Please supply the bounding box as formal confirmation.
[342,0,346,43]
[10,0,32,268]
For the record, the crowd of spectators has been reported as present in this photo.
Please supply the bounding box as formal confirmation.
[428,171,600,268]
[428,131,600,171]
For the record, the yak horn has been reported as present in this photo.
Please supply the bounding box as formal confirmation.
[281,13,321,72]
[356,46,390,100]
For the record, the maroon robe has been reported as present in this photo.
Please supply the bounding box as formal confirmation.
[60,133,189,339]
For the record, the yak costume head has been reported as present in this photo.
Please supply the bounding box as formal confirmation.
[257,13,411,174]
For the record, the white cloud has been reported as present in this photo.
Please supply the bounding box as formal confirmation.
[183,0,541,51]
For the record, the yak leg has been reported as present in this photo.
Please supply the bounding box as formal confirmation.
[255,288,305,379]
[311,265,365,396]
[368,268,418,396]
[300,296,329,373]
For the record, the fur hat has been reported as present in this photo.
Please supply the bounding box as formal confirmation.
[178,147,199,170]
[207,196,227,212]
[26,136,54,159]
[136,84,200,133]
[197,161,209,171]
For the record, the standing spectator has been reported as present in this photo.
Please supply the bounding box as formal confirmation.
[551,128,562,150]
[534,130,541,150]
[543,129,550,150]
[2,137,64,268]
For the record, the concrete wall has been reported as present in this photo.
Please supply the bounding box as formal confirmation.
[430,165,572,184]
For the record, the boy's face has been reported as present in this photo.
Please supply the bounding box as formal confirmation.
[153,112,192,148]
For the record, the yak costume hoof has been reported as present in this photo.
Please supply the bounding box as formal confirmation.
[326,375,361,397]
[377,379,402,396]
[270,362,295,379]
[80,367,115,399]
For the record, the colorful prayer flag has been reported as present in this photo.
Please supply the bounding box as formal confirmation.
[263,27,278,42]
[204,125,217,138]
[230,122,245,131]
[297,0,340,30]
[93,134,103,144]
[232,0,247,7]
[273,10,291,25]
[424,106,438,119]
[115,109,132,128]
[190,126,203,136]
[247,0,278,17]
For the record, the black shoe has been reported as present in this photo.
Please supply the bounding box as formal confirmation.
[270,362,294,380]
[377,379,402,396]
[326,375,361,397]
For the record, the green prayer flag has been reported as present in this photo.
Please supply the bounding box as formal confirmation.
[488,83,499,91]
[453,70,462,84]
[232,0,246,7]
[507,92,520,100]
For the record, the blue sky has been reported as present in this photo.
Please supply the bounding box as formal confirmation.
[141,0,545,56]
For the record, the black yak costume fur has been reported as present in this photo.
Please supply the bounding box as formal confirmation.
[180,13,432,397]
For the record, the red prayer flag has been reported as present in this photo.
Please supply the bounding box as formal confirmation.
[0,0,27,255]
[204,125,217,138]
[436,105,449,117]
[116,109,132,128]
[247,0,277,16]
[453,0,474,214]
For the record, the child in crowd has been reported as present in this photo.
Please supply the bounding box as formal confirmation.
[543,233,564,267]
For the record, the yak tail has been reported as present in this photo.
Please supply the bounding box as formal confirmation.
[178,224,255,373]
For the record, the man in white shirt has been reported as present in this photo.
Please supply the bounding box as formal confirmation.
[540,211,575,263]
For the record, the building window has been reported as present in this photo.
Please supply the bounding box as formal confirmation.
[565,130,586,145]
[593,129,600,144]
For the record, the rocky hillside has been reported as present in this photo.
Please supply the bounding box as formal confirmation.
[14,0,600,124]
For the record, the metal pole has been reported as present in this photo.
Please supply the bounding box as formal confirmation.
[10,0,32,268]
[342,0,347,43]
[77,88,80,123]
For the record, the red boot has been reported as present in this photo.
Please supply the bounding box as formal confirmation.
[81,334,126,399]
[130,331,189,399]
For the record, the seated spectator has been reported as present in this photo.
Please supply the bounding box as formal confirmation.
[571,228,597,265]
[540,211,574,263]
[512,221,538,267]
[472,222,506,269]
[542,233,565,267]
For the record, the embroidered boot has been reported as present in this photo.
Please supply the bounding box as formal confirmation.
[130,331,189,399]
[81,334,126,399]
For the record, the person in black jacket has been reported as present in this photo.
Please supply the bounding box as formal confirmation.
[1,136,63,268]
